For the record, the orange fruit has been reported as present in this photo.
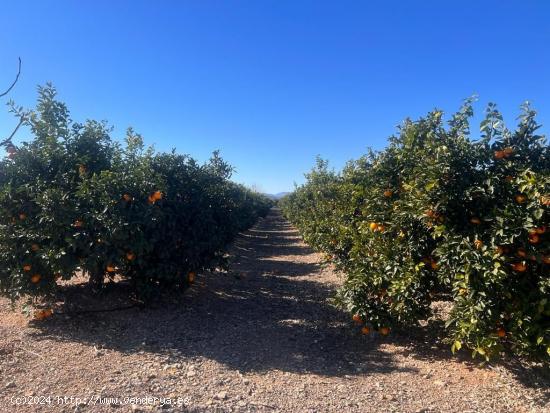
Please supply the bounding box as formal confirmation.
[34,310,46,320]
[31,274,41,283]
[369,222,378,231]
[43,309,53,318]
[497,328,506,338]
[361,326,371,335]
[152,191,163,201]
[126,252,136,261]
[352,314,363,324]
[23,264,32,272]
[31,244,40,252]
[379,327,390,336]
[470,217,481,225]
[147,195,156,204]
[494,151,505,159]
[474,239,483,249]
[377,225,386,233]
[504,175,514,183]
[430,261,439,270]
[528,234,540,244]
[515,194,527,204]
[188,271,196,283]
[495,246,504,255]
[122,194,133,202]
[535,226,546,235]
[383,190,393,198]
[512,262,527,272]
[106,265,116,273]
[502,147,514,156]
[542,256,550,265]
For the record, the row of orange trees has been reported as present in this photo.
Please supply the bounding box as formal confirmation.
[281,99,549,359]
[0,84,272,305]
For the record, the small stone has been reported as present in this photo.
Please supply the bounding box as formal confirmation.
[186,371,196,378]
[5,381,15,388]
[215,391,228,400]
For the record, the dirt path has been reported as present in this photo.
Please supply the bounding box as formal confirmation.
[0,209,548,412]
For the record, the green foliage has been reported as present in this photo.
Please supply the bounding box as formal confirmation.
[281,100,549,359]
[0,84,272,303]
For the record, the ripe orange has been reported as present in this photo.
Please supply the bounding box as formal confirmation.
[188,271,196,283]
[542,256,550,265]
[34,310,46,320]
[377,225,386,233]
[106,265,116,273]
[361,326,371,335]
[502,147,514,156]
[474,239,483,250]
[23,264,32,272]
[470,217,481,225]
[511,262,527,272]
[147,195,156,204]
[152,191,163,201]
[31,274,41,283]
[528,234,540,244]
[497,328,506,338]
[383,190,393,198]
[515,194,527,204]
[352,314,363,324]
[379,327,390,336]
[126,252,136,261]
[43,309,53,318]
[369,222,378,231]
[535,226,546,235]
[494,150,505,159]
[430,261,439,270]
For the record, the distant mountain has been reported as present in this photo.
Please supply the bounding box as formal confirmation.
[265,192,290,200]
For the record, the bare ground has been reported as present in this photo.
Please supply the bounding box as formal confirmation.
[0,209,549,413]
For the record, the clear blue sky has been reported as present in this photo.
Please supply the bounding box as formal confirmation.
[1,1,549,193]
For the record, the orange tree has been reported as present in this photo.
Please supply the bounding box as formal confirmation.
[281,99,549,359]
[0,84,272,304]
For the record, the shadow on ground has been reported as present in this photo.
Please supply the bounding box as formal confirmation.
[28,209,550,390]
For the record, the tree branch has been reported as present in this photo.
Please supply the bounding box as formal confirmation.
[0,57,22,98]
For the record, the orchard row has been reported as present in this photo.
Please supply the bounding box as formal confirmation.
[0,84,272,310]
[281,100,549,359]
